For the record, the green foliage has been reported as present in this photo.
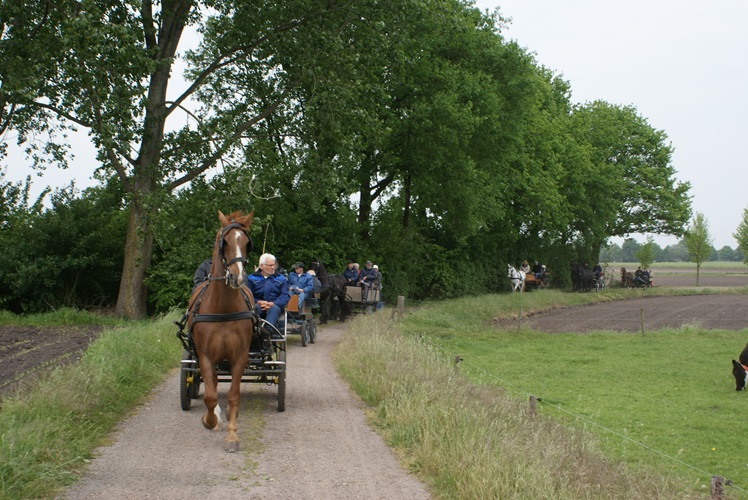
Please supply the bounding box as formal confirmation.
[635,236,656,268]
[734,206,748,265]
[0,180,126,313]
[683,212,713,284]
[1,1,697,315]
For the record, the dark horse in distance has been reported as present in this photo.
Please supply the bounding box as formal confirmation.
[309,259,349,324]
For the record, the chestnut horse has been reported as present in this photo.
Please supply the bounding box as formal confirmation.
[187,210,255,452]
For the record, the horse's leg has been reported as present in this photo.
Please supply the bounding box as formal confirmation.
[319,295,329,324]
[198,354,220,430]
[338,292,348,322]
[225,350,249,453]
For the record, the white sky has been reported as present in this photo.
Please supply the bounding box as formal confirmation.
[4,1,746,249]
[475,0,748,249]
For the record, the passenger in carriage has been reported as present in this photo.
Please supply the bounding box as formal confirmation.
[532,260,543,279]
[246,253,290,327]
[307,269,322,294]
[593,262,603,279]
[343,260,359,287]
[520,259,531,274]
[371,264,382,293]
[359,261,378,300]
[192,258,212,289]
[633,266,651,286]
[358,261,375,285]
[288,261,314,308]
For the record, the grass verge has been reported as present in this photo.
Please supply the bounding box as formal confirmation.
[0,311,182,499]
[334,291,747,499]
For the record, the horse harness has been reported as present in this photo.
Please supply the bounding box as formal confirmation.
[175,221,257,351]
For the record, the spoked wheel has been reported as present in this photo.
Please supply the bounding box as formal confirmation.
[309,318,317,344]
[277,344,286,412]
[180,350,199,411]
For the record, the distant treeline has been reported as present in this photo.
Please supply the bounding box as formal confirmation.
[601,238,744,263]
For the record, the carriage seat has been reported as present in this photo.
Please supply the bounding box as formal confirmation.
[286,294,317,320]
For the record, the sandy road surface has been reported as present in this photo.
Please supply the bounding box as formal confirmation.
[59,323,432,500]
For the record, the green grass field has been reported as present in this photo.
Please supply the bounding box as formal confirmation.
[398,291,748,495]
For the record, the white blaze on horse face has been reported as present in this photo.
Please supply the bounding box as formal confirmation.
[227,230,246,283]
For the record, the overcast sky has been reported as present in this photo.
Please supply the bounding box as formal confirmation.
[475,0,748,248]
[4,1,746,249]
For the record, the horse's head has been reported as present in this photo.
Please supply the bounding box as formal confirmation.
[310,259,329,282]
[216,210,254,289]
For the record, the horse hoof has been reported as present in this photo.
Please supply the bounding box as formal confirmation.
[226,441,240,453]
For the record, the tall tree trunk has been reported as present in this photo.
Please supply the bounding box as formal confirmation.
[112,0,188,318]
[115,202,153,318]
[402,172,412,236]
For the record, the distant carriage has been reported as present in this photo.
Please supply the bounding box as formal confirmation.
[345,284,382,314]
[524,269,550,291]
[509,264,550,292]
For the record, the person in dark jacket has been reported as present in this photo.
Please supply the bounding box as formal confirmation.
[193,258,212,289]
[359,261,376,300]
[247,253,290,327]
[342,260,359,286]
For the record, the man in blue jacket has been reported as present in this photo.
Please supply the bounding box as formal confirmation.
[247,253,290,327]
[288,261,314,308]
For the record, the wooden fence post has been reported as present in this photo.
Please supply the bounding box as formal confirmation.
[711,475,724,499]
[391,296,406,320]
[517,306,523,330]
[529,395,537,417]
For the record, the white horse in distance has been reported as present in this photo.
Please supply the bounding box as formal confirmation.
[507,264,526,292]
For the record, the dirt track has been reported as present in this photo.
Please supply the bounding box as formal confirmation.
[58,322,432,500]
[515,295,748,334]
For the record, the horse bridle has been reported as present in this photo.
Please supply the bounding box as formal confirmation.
[217,222,252,283]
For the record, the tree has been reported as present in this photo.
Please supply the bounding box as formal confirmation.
[569,102,692,249]
[734,207,748,265]
[620,238,640,263]
[683,212,713,285]
[0,1,373,317]
[635,237,655,269]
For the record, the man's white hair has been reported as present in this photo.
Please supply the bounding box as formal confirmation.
[259,253,276,266]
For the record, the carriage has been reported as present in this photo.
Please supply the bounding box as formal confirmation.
[283,293,318,347]
[523,272,550,291]
[345,285,383,314]
[176,317,287,412]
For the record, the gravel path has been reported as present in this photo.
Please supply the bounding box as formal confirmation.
[59,322,432,500]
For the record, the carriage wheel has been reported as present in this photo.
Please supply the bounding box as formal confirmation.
[180,350,195,411]
[277,344,286,412]
[301,321,309,347]
[309,319,317,344]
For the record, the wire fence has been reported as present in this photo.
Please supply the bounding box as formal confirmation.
[415,329,748,499]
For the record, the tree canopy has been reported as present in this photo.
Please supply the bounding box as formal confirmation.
[1,0,693,316]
